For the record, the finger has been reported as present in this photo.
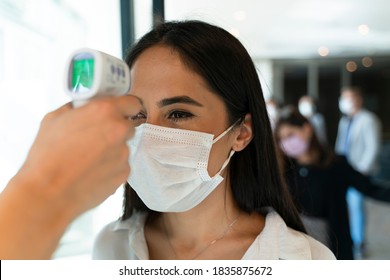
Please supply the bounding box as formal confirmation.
[49,102,72,116]
[113,95,143,118]
[42,103,72,122]
[125,119,137,140]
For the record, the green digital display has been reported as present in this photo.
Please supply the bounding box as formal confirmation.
[71,57,94,92]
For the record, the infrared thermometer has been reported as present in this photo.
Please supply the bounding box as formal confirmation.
[65,48,130,107]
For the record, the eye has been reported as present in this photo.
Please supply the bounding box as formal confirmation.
[167,110,194,122]
[130,111,147,126]
[130,112,146,120]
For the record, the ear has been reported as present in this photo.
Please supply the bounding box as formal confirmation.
[232,113,253,152]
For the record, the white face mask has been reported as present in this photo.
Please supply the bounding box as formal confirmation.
[127,123,236,212]
[339,98,354,115]
[298,102,315,117]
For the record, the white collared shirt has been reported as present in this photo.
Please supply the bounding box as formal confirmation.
[92,209,335,260]
[335,108,381,175]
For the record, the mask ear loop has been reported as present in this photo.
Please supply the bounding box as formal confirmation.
[216,150,235,176]
[211,118,243,177]
[212,119,242,144]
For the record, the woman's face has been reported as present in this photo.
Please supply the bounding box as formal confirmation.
[128,45,238,176]
[277,123,312,158]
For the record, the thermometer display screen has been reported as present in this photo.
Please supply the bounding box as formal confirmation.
[71,53,94,93]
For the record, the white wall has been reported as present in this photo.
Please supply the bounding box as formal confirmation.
[253,58,274,100]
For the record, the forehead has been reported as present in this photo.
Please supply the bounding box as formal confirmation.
[129,45,225,109]
[342,90,359,99]
[300,96,312,103]
[277,123,301,137]
[130,45,206,89]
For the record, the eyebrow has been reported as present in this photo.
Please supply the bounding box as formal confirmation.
[157,95,203,108]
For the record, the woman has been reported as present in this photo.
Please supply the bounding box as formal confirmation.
[92,20,334,260]
[274,106,390,259]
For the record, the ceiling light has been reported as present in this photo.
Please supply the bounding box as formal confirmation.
[346,61,358,72]
[362,57,373,67]
[358,24,370,35]
[318,46,329,57]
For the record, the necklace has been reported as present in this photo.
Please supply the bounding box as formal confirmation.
[162,215,240,260]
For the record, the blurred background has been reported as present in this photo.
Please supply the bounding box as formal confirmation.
[0,0,389,259]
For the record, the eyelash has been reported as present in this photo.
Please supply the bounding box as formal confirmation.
[130,110,195,123]
[130,112,146,121]
[167,110,194,122]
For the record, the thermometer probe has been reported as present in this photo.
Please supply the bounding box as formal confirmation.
[65,48,130,107]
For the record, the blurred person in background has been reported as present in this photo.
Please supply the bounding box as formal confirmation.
[298,95,327,145]
[335,86,382,258]
[274,106,390,259]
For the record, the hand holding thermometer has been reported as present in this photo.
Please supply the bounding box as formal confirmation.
[65,48,130,107]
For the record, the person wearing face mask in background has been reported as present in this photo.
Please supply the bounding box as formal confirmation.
[298,95,327,145]
[275,106,390,260]
[335,86,382,259]
[92,20,336,260]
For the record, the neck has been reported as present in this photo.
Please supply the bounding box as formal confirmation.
[162,180,240,244]
[145,173,265,259]
[349,107,362,117]
[296,150,318,165]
